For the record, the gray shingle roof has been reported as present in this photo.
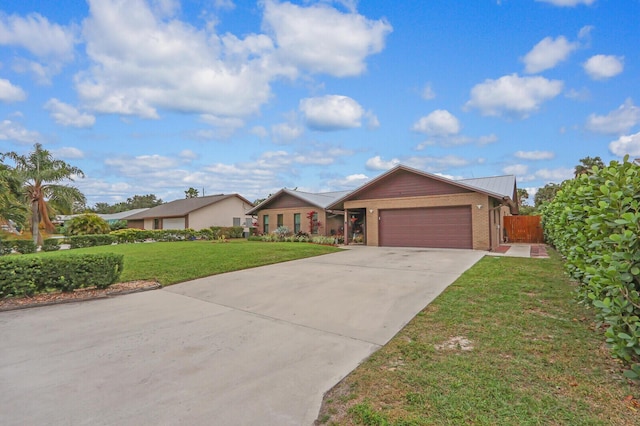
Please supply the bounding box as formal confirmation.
[125,194,251,219]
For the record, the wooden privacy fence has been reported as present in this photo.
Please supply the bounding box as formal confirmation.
[504,215,544,244]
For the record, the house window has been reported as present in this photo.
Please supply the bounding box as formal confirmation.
[233,217,241,226]
[153,218,160,229]
[263,215,269,234]
[312,212,319,234]
[294,213,301,233]
[277,214,283,228]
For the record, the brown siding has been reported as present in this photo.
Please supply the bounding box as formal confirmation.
[126,220,144,229]
[379,206,472,249]
[346,192,493,250]
[268,193,314,209]
[255,207,342,236]
[352,169,471,201]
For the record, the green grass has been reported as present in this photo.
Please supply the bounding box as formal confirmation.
[35,240,341,285]
[317,250,638,426]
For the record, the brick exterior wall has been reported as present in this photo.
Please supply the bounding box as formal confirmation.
[256,207,343,236]
[344,192,499,250]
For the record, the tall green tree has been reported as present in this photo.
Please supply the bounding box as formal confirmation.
[534,182,561,207]
[125,194,163,209]
[3,143,85,245]
[516,188,529,207]
[185,187,199,198]
[0,163,28,227]
[574,156,605,177]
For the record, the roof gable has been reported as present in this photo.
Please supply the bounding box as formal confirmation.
[125,194,252,219]
[349,168,471,201]
[329,165,516,209]
[247,189,351,214]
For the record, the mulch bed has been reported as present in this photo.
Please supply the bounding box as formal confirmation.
[0,281,161,312]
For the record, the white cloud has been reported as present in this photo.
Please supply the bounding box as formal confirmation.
[586,99,640,135]
[503,164,529,175]
[412,110,460,136]
[465,73,563,118]
[52,147,84,159]
[422,83,436,100]
[250,126,268,138]
[299,95,364,130]
[514,150,555,160]
[583,54,624,80]
[77,0,279,119]
[199,114,245,138]
[0,13,76,60]
[44,98,96,128]
[327,173,369,188]
[0,78,27,102]
[535,167,573,182]
[365,155,400,171]
[0,119,41,144]
[271,122,304,143]
[0,12,77,83]
[522,36,577,74]
[365,111,380,129]
[179,149,197,160]
[365,154,474,173]
[214,0,236,11]
[262,0,392,77]
[565,87,590,101]
[609,132,640,157]
[535,0,595,6]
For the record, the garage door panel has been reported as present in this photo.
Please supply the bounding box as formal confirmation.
[379,206,472,249]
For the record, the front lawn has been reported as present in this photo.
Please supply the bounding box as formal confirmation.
[36,240,341,285]
[317,250,638,425]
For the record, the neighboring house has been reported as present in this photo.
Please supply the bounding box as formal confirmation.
[328,165,518,251]
[55,209,150,227]
[246,189,351,236]
[125,194,254,231]
[100,208,149,225]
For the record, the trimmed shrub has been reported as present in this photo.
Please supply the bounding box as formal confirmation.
[65,213,111,236]
[0,239,13,256]
[69,234,116,249]
[0,253,124,297]
[42,238,61,252]
[110,228,153,243]
[13,240,36,254]
[541,156,640,379]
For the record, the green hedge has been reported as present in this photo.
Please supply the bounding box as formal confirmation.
[541,156,640,380]
[109,227,246,243]
[42,238,61,252]
[69,234,117,249]
[0,253,124,297]
[0,239,37,255]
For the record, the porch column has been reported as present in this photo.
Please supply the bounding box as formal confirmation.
[344,209,349,245]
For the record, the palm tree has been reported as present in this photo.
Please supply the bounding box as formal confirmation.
[0,163,28,227]
[3,143,86,245]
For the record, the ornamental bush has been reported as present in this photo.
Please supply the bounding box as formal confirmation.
[541,156,640,379]
[65,213,111,236]
[0,253,124,297]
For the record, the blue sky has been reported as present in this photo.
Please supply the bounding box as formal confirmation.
[1,0,638,206]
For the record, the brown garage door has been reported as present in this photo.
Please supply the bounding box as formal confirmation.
[379,206,472,249]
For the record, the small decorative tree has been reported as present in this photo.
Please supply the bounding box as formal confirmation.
[306,211,322,234]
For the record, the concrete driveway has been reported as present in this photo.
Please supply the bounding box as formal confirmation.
[0,246,484,426]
